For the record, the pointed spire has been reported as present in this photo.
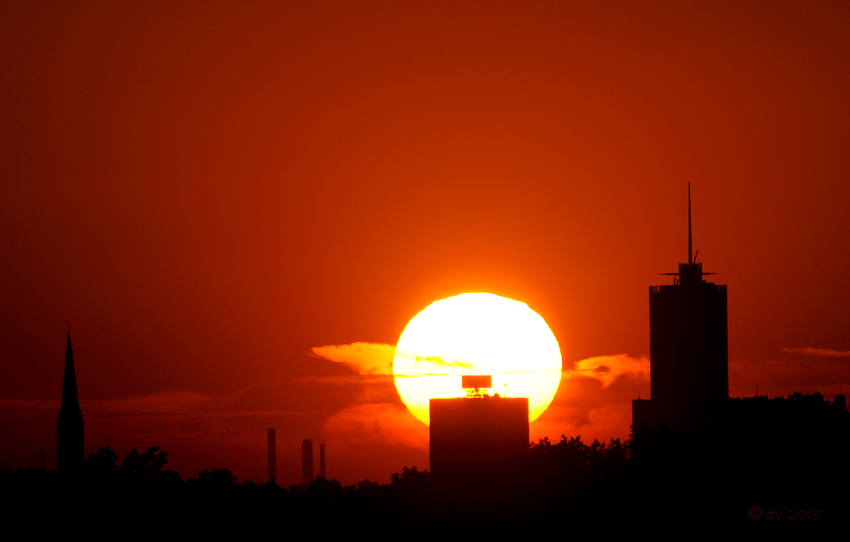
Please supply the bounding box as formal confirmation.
[58,330,84,472]
[61,330,80,412]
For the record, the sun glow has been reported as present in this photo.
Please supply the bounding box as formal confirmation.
[393,293,562,425]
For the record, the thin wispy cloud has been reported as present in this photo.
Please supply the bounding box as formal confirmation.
[311,342,396,375]
[530,354,651,445]
[411,355,473,369]
[781,347,850,357]
[322,403,428,450]
[0,398,59,412]
[311,343,481,377]
[0,392,216,415]
[569,354,650,388]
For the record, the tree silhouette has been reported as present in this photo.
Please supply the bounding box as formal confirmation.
[117,446,181,484]
[120,446,168,478]
[390,465,429,488]
[86,446,119,472]
[196,467,236,487]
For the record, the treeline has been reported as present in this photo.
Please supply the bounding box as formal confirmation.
[0,445,237,487]
[1,393,846,531]
[3,432,843,530]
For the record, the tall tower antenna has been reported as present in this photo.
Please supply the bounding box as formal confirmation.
[688,183,693,266]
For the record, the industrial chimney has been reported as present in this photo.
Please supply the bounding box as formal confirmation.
[267,428,276,484]
[302,439,314,486]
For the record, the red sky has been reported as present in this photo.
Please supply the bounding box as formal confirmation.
[2,1,849,485]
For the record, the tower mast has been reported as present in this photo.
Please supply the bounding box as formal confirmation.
[688,183,693,266]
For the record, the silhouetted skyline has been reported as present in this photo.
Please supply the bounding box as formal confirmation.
[2,2,850,484]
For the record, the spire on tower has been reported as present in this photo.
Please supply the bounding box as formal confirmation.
[657,184,715,286]
[688,183,693,267]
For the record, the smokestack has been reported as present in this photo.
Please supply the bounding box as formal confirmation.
[319,444,326,479]
[301,439,314,486]
[267,428,276,484]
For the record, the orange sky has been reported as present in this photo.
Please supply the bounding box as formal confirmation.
[2,1,850,484]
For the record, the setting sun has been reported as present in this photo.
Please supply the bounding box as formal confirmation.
[393,293,562,425]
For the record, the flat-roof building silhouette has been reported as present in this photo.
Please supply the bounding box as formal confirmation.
[430,375,528,481]
[633,185,728,432]
[302,439,313,486]
[319,443,326,479]
[57,331,84,473]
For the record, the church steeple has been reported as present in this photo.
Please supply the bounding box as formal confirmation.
[60,332,80,412]
[57,330,84,472]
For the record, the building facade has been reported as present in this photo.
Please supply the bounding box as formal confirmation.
[430,395,528,481]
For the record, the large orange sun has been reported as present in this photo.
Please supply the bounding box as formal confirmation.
[393,293,562,425]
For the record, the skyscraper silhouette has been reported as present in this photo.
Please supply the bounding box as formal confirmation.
[57,331,84,472]
[633,185,728,432]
